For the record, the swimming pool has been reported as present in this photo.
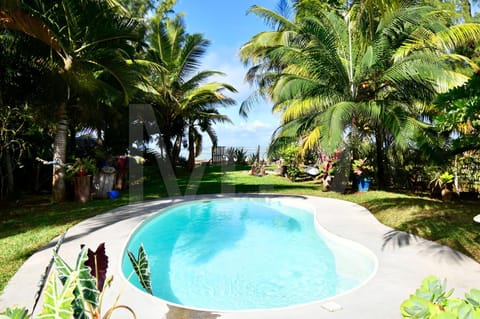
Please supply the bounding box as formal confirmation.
[122,198,377,311]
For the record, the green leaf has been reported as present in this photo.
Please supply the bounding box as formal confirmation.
[400,296,432,318]
[361,45,374,68]
[128,244,153,295]
[54,247,99,319]
[415,276,449,304]
[466,289,480,307]
[444,298,467,313]
[431,312,457,319]
[37,271,75,319]
[456,303,475,319]
[33,232,67,314]
[0,307,31,319]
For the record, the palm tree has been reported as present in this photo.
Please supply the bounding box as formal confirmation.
[144,9,236,172]
[241,1,480,188]
[1,0,142,201]
[182,85,235,171]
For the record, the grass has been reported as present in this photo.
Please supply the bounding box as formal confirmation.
[1,164,479,294]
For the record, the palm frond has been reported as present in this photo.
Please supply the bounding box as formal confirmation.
[247,5,296,30]
[204,125,218,147]
[320,101,358,152]
[300,126,322,154]
[177,33,210,81]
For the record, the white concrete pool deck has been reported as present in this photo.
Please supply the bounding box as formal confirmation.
[1,194,480,319]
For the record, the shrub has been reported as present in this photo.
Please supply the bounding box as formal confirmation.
[225,147,248,164]
[278,146,301,181]
[401,275,480,319]
[234,148,248,165]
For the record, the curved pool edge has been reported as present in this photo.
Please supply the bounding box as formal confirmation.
[2,193,480,319]
[119,196,379,313]
[111,194,480,319]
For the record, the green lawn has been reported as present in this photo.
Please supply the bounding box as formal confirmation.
[1,164,479,294]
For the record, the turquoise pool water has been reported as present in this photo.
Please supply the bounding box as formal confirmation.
[122,198,375,310]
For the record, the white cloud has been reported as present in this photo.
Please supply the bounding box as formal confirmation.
[219,119,274,133]
[211,118,278,152]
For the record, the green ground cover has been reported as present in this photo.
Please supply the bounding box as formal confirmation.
[1,164,479,294]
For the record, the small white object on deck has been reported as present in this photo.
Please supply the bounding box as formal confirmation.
[474,214,480,223]
[321,301,343,312]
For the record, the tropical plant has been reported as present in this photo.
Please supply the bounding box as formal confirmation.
[1,0,144,202]
[234,148,248,165]
[434,74,480,155]
[127,244,153,295]
[184,101,234,172]
[401,275,480,319]
[240,0,480,190]
[352,158,373,179]
[431,171,455,190]
[117,0,161,18]
[226,147,237,164]
[65,157,97,178]
[0,25,57,199]
[143,4,236,172]
[0,105,31,199]
[225,147,248,165]
[0,242,153,319]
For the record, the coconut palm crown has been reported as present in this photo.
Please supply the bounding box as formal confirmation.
[240,0,480,188]
[145,6,237,171]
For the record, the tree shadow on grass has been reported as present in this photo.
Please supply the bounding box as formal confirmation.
[365,197,480,263]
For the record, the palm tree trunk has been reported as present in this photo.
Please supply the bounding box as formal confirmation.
[97,126,104,145]
[186,124,195,172]
[52,102,68,202]
[375,128,386,190]
[68,122,76,156]
[5,150,14,197]
[172,134,182,164]
[160,134,177,174]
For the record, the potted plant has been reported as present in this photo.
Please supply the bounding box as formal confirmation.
[66,157,97,203]
[430,171,455,201]
[352,158,373,192]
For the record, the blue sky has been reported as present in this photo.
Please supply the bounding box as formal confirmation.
[174,0,279,159]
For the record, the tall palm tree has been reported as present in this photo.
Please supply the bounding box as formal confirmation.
[1,0,143,201]
[145,9,236,171]
[241,0,480,188]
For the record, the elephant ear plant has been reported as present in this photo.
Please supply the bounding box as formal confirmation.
[127,245,153,295]
[401,275,480,319]
[0,243,153,319]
